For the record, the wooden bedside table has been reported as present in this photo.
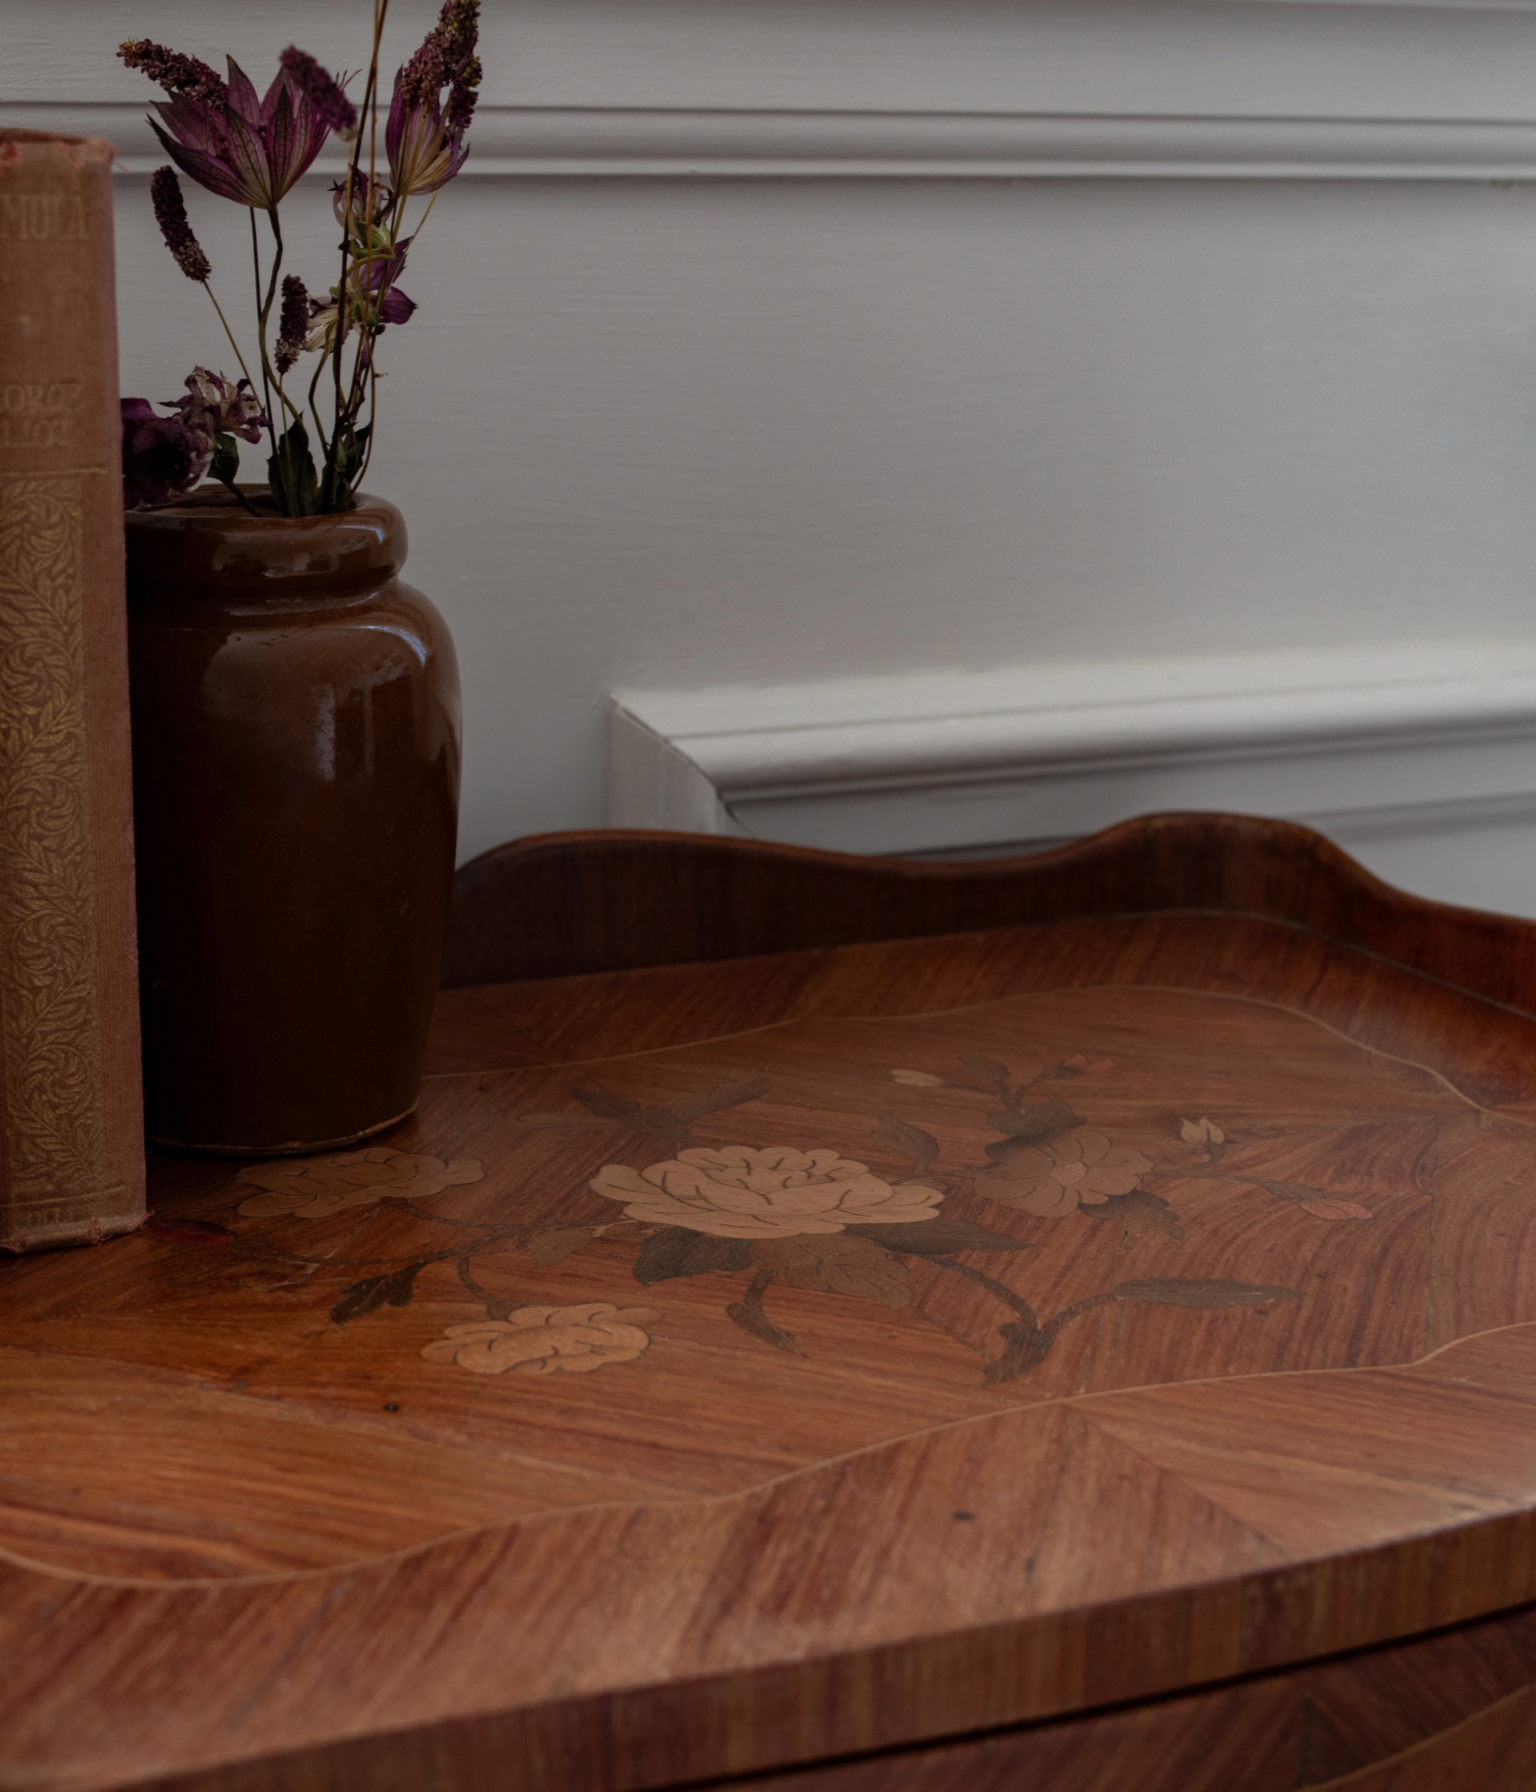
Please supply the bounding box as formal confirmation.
[5,812,1536,1791]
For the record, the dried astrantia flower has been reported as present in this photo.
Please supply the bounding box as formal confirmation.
[120,11,479,515]
[168,367,267,444]
[121,397,213,508]
[387,0,481,197]
[120,41,345,210]
[332,176,392,249]
[305,250,416,360]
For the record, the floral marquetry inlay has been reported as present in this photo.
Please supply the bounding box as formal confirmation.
[588,1146,943,1238]
[1,976,1526,1584]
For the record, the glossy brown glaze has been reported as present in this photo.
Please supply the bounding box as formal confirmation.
[9,819,1536,1792]
[125,488,460,1152]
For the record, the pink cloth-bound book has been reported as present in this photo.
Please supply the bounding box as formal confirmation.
[0,130,145,1251]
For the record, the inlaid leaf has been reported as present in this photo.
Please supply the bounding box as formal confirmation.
[1266,1180,1326,1205]
[1081,1187,1185,1240]
[632,1227,753,1285]
[331,1261,424,1325]
[516,1112,612,1131]
[527,1227,597,1267]
[751,1235,912,1308]
[726,1290,800,1354]
[671,1075,771,1123]
[726,1268,802,1354]
[960,1052,1011,1091]
[871,1113,939,1174]
[1109,1277,1299,1310]
[987,1098,1085,1142]
[846,1218,1039,1256]
[634,1106,697,1145]
[570,1085,644,1123]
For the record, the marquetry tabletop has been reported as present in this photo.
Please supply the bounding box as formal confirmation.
[6,814,1536,1792]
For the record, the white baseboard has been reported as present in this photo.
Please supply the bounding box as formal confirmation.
[609,641,1536,912]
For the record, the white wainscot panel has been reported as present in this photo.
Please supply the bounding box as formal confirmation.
[14,0,1536,878]
[15,0,1536,181]
[610,642,1536,918]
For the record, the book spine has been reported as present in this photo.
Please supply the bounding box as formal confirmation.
[0,132,145,1250]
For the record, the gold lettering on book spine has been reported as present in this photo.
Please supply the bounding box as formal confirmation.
[0,477,108,1197]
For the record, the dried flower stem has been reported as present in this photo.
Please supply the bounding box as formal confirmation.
[248,211,277,441]
[202,284,260,406]
[324,0,390,506]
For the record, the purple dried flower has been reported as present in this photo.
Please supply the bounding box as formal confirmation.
[304,297,339,358]
[278,48,358,140]
[276,276,309,374]
[149,165,210,282]
[122,43,340,210]
[168,368,267,444]
[377,285,417,327]
[332,176,391,246]
[360,239,414,323]
[121,397,213,508]
[445,56,481,136]
[117,40,226,108]
[387,0,480,197]
[305,242,417,358]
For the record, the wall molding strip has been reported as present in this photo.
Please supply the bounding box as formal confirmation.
[610,641,1536,858]
[15,103,1536,182]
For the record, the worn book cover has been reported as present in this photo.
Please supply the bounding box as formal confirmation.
[0,130,144,1250]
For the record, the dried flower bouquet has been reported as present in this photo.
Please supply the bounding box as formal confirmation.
[118,0,480,515]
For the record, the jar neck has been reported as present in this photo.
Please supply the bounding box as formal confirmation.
[125,488,406,608]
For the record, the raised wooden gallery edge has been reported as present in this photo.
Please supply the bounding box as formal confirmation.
[5,813,1536,1791]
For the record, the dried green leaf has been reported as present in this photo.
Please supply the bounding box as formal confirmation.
[267,416,319,516]
[209,431,239,486]
[632,1227,753,1285]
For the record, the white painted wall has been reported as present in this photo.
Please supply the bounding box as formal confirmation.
[10,1,1536,912]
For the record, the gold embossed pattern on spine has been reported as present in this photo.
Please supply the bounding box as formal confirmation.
[0,476,118,1227]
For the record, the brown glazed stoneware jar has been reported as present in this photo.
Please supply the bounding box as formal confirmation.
[124,488,460,1153]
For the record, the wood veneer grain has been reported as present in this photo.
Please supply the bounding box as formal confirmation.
[8,818,1536,1792]
[444,814,1536,1013]
[700,1604,1536,1792]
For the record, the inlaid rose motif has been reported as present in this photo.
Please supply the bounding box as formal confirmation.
[236,1148,484,1220]
[421,1303,661,1375]
[976,1130,1154,1218]
[589,1146,943,1239]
